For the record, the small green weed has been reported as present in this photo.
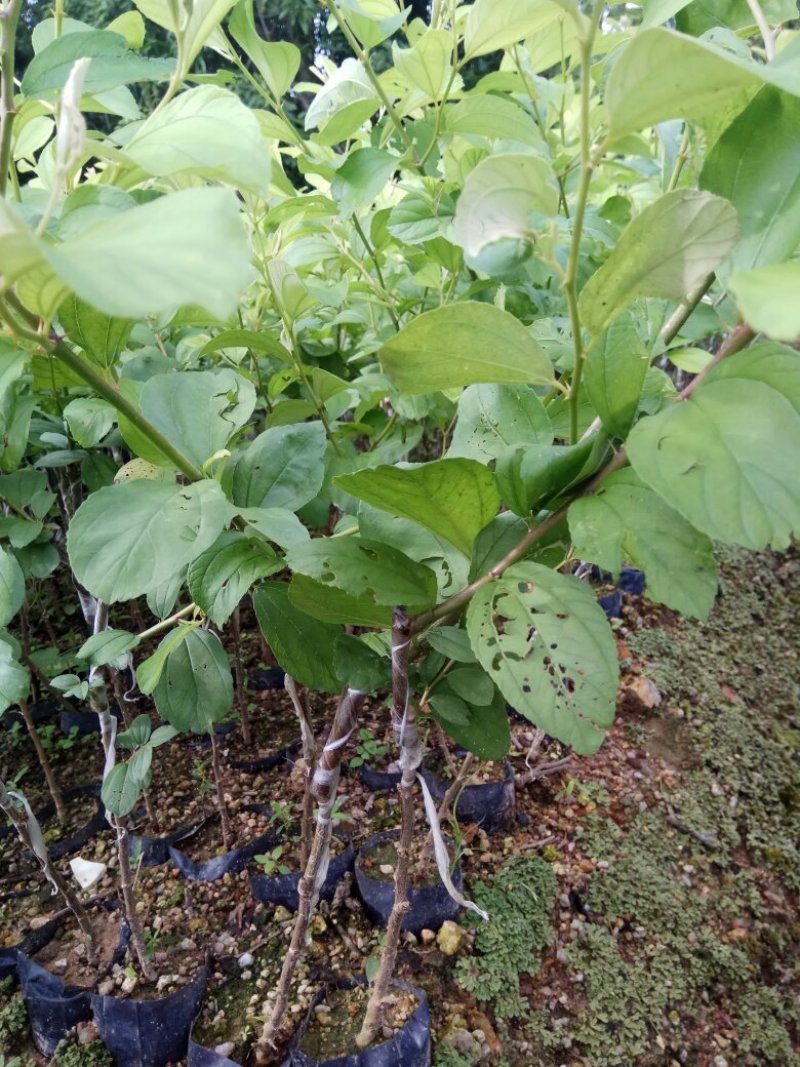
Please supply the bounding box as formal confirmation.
[348,728,389,769]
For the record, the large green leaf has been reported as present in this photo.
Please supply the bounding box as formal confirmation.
[228,423,327,511]
[675,0,797,35]
[393,30,456,99]
[583,314,650,439]
[452,154,559,270]
[122,85,271,193]
[139,370,256,470]
[464,0,581,58]
[0,189,253,320]
[286,538,438,608]
[58,295,133,368]
[627,345,800,549]
[429,681,511,761]
[603,27,800,140]
[379,303,554,394]
[466,562,619,755]
[0,547,25,628]
[238,507,310,549]
[229,0,300,98]
[448,385,553,463]
[728,262,800,341]
[153,627,232,734]
[700,88,800,273]
[579,191,739,338]
[335,460,500,557]
[187,530,283,627]
[568,469,717,618]
[21,28,173,98]
[67,479,233,602]
[330,148,397,216]
[252,584,340,693]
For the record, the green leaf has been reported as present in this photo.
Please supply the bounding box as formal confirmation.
[448,384,553,463]
[393,30,456,99]
[334,633,389,692]
[77,629,140,667]
[430,683,510,761]
[627,344,800,549]
[445,95,544,148]
[452,154,559,270]
[238,507,310,549]
[464,0,580,59]
[0,190,253,321]
[496,437,596,517]
[150,724,178,747]
[339,0,406,49]
[305,58,378,139]
[286,538,438,608]
[21,29,173,98]
[137,624,199,695]
[728,262,800,341]
[127,745,153,787]
[289,574,392,627]
[380,302,554,395]
[0,638,29,714]
[605,28,753,138]
[187,530,283,627]
[134,0,238,76]
[153,627,233,734]
[67,479,233,602]
[117,714,152,749]
[252,584,341,694]
[568,468,717,618]
[58,295,133,367]
[330,148,396,217]
[0,546,25,627]
[50,188,253,319]
[139,370,256,469]
[336,459,500,557]
[579,191,739,338]
[228,423,327,511]
[122,85,271,193]
[427,626,477,663]
[675,0,797,35]
[466,562,619,755]
[583,314,650,439]
[63,398,116,448]
[229,1,300,98]
[448,666,495,706]
[101,762,141,817]
[700,88,800,273]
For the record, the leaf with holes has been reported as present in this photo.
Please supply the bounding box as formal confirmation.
[448,385,553,463]
[466,562,618,755]
[153,627,233,734]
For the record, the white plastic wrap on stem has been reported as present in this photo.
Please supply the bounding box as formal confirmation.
[418,773,489,921]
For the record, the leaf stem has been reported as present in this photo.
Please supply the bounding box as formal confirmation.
[744,0,776,59]
[0,0,23,199]
[564,9,603,445]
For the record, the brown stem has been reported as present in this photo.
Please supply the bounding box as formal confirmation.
[357,609,416,1049]
[210,731,233,850]
[515,756,573,789]
[285,676,316,867]
[116,816,155,980]
[0,780,96,959]
[231,607,251,746]
[18,699,66,825]
[257,687,364,1057]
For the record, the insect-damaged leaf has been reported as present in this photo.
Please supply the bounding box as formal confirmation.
[466,563,618,755]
